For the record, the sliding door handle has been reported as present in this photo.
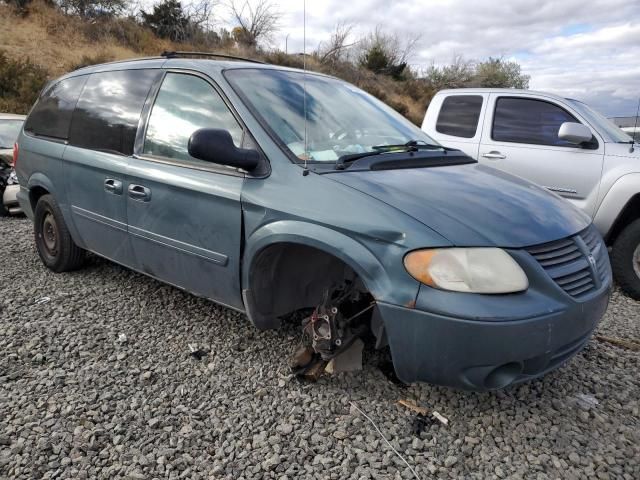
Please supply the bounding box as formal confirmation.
[128,184,151,202]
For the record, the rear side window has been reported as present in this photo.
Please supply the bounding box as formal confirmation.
[436,95,483,138]
[69,70,160,155]
[24,76,87,140]
[492,97,579,146]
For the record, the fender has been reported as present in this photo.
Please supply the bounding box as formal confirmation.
[242,220,420,329]
[26,171,85,248]
[27,172,57,199]
[593,173,640,237]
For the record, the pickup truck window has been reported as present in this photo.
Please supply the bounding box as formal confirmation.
[436,95,483,138]
[492,97,579,147]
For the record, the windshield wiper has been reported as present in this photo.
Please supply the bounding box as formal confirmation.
[335,140,443,170]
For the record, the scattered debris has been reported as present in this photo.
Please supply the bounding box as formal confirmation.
[325,338,364,373]
[398,398,449,431]
[397,399,429,416]
[188,344,207,361]
[411,414,436,435]
[300,357,327,382]
[432,411,449,426]
[349,401,420,480]
[117,333,128,343]
[289,346,314,370]
[595,335,640,351]
[34,297,50,305]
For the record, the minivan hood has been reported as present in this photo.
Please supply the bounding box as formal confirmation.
[328,163,590,248]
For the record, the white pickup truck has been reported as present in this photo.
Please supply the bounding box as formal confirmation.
[422,88,640,299]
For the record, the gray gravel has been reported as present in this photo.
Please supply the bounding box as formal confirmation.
[1,215,639,480]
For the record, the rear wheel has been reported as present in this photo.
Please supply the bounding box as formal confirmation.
[611,219,640,300]
[34,194,85,272]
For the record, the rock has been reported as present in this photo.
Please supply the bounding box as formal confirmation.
[276,424,293,435]
[444,456,458,468]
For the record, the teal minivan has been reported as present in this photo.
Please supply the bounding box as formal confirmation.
[14,53,611,390]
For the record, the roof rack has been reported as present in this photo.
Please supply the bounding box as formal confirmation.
[160,51,265,64]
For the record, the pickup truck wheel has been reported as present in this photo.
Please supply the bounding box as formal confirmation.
[611,219,640,300]
[34,194,85,272]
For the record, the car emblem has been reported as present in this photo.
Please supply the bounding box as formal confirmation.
[587,254,597,269]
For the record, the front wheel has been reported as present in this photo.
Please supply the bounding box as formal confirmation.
[34,194,85,272]
[611,219,640,300]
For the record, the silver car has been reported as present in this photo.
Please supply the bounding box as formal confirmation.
[0,114,25,216]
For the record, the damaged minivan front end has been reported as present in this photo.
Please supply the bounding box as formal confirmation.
[228,67,612,391]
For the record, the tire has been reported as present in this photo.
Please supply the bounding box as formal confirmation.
[34,194,85,272]
[611,218,640,300]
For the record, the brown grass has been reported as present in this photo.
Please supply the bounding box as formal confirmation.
[0,1,428,124]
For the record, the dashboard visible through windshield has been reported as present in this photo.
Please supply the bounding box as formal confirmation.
[225,68,440,166]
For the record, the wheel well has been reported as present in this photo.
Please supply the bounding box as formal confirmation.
[248,243,367,325]
[606,194,640,245]
[29,186,49,211]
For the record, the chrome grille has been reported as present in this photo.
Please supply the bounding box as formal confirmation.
[527,225,608,298]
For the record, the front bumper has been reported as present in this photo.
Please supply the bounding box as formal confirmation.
[379,273,611,391]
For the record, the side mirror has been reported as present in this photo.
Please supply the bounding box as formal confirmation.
[188,128,260,171]
[558,122,593,145]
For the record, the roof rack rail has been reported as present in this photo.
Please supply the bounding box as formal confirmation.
[160,51,265,64]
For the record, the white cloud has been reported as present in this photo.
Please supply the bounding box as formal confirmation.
[219,0,640,116]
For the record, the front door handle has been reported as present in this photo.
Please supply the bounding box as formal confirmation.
[104,178,123,195]
[481,151,506,160]
[128,184,152,202]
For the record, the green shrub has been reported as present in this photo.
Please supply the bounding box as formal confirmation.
[0,50,49,114]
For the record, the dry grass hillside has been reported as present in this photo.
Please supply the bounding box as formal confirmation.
[0,1,429,123]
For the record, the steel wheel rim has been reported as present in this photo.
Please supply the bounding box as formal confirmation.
[42,212,58,256]
[633,243,640,279]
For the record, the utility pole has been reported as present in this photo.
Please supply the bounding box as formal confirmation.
[285,33,290,54]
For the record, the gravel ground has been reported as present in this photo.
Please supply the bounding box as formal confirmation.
[1,215,639,480]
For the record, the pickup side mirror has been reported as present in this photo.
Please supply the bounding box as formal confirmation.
[188,128,260,171]
[558,122,593,145]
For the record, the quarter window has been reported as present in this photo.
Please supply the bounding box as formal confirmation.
[69,70,160,155]
[435,95,483,138]
[24,76,88,140]
[143,73,243,162]
[492,97,580,147]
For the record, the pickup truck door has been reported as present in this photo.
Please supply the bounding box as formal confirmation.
[478,94,605,216]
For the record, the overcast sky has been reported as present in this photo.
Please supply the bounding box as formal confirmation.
[228,0,640,117]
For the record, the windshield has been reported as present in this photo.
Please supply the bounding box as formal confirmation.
[0,120,23,149]
[225,69,439,163]
[567,99,632,143]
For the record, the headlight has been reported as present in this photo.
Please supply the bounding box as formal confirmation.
[403,248,528,294]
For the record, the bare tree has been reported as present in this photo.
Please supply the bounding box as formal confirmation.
[228,0,280,47]
[317,22,356,64]
[185,0,217,33]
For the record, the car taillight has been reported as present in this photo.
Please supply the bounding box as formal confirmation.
[12,142,18,168]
